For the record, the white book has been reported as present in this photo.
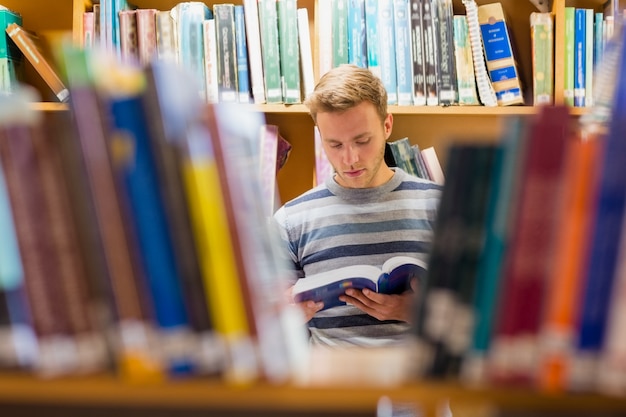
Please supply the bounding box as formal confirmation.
[297,8,315,99]
[420,146,444,185]
[317,0,333,78]
[203,19,219,103]
[243,0,267,104]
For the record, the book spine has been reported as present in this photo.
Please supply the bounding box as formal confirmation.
[422,0,439,106]
[82,12,95,48]
[203,19,219,104]
[436,0,458,105]
[173,2,212,101]
[155,10,176,62]
[461,0,497,107]
[243,0,267,104]
[453,15,479,106]
[584,9,594,107]
[530,12,554,105]
[62,45,162,382]
[135,9,158,66]
[0,123,78,377]
[297,8,315,98]
[118,10,138,64]
[573,8,586,107]
[258,0,283,103]
[347,0,367,68]
[5,24,69,102]
[0,9,22,59]
[331,0,349,67]
[108,91,196,375]
[563,7,575,106]
[317,0,334,78]
[477,2,524,106]
[277,0,301,104]
[378,0,398,105]
[394,0,413,105]
[234,5,251,103]
[364,0,380,78]
[214,4,239,103]
[410,0,426,106]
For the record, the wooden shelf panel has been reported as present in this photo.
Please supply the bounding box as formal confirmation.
[0,373,625,416]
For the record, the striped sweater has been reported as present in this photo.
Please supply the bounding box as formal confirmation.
[274,168,441,347]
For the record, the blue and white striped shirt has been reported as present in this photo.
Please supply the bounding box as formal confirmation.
[274,168,441,346]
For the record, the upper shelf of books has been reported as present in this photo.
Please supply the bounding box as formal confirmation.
[0,0,623,114]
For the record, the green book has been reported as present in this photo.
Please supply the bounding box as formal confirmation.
[258,0,283,103]
[0,7,22,59]
[277,0,301,103]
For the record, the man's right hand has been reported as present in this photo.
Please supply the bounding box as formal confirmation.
[298,300,324,322]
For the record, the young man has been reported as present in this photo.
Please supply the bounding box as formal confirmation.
[273,65,441,347]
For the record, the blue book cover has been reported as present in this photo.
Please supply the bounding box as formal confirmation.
[173,2,213,101]
[394,0,413,105]
[0,158,22,291]
[348,0,367,68]
[234,5,251,103]
[574,8,586,107]
[577,26,626,358]
[378,0,398,105]
[364,0,380,77]
[108,92,194,375]
[293,256,426,310]
[594,12,604,67]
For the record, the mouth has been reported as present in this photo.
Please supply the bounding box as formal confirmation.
[343,168,365,178]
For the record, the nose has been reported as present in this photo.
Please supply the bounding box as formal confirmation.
[342,144,359,166]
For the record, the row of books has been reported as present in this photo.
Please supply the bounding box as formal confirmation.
[82,0,315,105]
[387,137,445,185]
[410,25,626,396]
[0,45,308,383]
[317,0,523,107]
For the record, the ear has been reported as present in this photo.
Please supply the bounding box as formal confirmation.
[384,113,393,139]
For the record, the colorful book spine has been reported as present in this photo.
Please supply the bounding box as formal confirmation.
[234,5,251,103]
[422,0,439,106]
[378,0,398,105]
[573,8,587,107]
[118,10,138,64]
[203,19,219,104]
[243,0,266,104]
[364,0,380,78]
[563,7,575,106]
[453,15,479,105]
[317,0,333,78]
[585,9,594,107]
[436,0,458,105]
[477,2,524,106]
[297,8,315,98]
[410,0,426,105]
[461,0,497,106]
[136,8,158,66]
[258,0,283,103]
[530,12,554,105]
[156,10,176,62]
[173,2,213,101]
[331,0,349,67]
[394,0,413,106]
[347,0,367,68]
[214,4,239,103]
[277,0,301,103]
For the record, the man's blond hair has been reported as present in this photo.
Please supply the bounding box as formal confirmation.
[304,64,388,124]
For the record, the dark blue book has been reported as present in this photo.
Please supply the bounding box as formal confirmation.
[293,256,426,311]
[575,24,626,384]
[573,8,586,107]
[234,5,251,103]
[107,87,194,376]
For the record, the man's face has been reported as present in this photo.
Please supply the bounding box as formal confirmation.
[316,101,393,189]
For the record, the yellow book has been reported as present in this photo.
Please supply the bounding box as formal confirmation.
[181,136,258,384]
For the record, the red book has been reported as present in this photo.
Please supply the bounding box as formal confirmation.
[489,106,572,386]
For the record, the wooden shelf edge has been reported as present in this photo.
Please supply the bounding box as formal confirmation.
[0,373,625,414]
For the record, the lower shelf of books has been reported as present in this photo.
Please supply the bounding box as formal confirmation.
[0,373,625,417]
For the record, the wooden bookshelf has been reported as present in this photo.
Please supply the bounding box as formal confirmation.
[0,0,624,416]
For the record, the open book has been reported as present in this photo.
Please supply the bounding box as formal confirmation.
[292,256,427,310]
